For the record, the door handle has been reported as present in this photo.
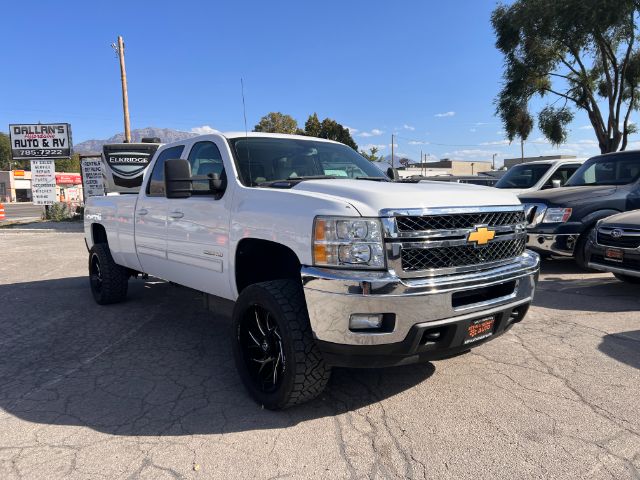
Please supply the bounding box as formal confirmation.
[137,208,148,215]
[169,211,184,219]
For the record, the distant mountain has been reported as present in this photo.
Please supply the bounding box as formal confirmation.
[74,127,199,154]
[380,154,416,167]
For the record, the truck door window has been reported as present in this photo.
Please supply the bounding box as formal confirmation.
[187,141,226,196]
[543,165,580,188]
[147,145,185,196]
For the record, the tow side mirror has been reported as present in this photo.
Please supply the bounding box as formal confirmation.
[552,179,562,188]
[164,159,192,198]
[386,167,400,181]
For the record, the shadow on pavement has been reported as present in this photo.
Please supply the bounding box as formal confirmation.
[598,330,640,370]
[1,220,83,232]
[534,258,640,313]
[0,276,434,436]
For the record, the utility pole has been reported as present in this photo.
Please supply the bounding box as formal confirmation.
[391,134,395,168]
[112,36,131,143]
[492,153,497,170]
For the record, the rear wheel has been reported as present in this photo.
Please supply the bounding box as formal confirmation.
[232,279,330,409]
[613,273,640,284]
[88,244,129,304]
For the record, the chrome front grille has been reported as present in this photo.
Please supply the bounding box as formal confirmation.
[396,211,525,232]
[382,206,527,278]
[401,238,526,271]
[597,227,640,249]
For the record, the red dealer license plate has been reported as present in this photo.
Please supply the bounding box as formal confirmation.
[464,316,495,345]
[605,248,624,262]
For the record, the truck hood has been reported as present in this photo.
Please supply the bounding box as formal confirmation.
[291,179,521,216]
[599,209,640,228]
[518,185,617,206]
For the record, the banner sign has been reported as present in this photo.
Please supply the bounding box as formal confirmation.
[81,157,105,197]
[9,123,72,160]
[55,173,82,184]
[30,160,57,205]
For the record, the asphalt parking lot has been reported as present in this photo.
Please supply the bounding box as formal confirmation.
[0,225,638,479]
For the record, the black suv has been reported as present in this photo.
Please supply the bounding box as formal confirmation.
[585,210,640,283]
[519,150,640,268]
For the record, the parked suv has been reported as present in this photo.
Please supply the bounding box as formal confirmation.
[520,150,640,268]
[84,132,539,409]
[586,209,640,283]
[494,159,585,195]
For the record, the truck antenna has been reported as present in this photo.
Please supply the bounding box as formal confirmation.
[241,78,252,185]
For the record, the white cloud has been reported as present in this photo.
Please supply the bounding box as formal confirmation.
[408,140,428,145]
[480,140,510,146]
[403,124,415,131]
[358,128,384,137]
[435,111,456,118]
[190,125,218,135]
[469,128,477,133]
[443,149,496,159]
[474,122,489,126]
[345,125,359,134]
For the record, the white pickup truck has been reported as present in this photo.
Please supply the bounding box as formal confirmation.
[84,132,539,409]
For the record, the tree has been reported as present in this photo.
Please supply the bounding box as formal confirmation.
[302,114,358,150]
[55,154,81,173]
[360,146,384,162]
[492,0,640,153]
[0,133,11,171]
[253,112,299,134]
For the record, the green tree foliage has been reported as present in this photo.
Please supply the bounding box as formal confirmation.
[0,133,11,171]
[302,113,358,150]
[253,112,299,134]
[360,146,384,162]
[55,154,81,173]
[492,0,640,153]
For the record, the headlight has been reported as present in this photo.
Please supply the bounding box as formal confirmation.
[313,217,385,268]
[543,208,572,223]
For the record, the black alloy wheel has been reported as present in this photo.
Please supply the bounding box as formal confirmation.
[238,304,286,393]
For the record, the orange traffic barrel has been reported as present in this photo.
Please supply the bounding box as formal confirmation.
[0,203,4,221]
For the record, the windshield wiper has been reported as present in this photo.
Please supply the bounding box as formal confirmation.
[256,175,338,188]
[355,176,389,182]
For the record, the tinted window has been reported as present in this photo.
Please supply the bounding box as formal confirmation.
[187,141,226,194]
[228,137,385,186]
[543,165,581,188]
[566,154,640,186]
[147,145,185,196]
[495,163,552,189]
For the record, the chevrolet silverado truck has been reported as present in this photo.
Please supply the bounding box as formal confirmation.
[520,150,640,268]
[84,132,539,409]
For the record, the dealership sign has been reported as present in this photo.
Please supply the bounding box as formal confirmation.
[30,160,57,205]
[9,123,72,159]
[81,157,105,197]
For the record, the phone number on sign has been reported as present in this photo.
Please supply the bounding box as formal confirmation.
[18,149,66,157]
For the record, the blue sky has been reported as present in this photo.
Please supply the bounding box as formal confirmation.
[0,0,613,165]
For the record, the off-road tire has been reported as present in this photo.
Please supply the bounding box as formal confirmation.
[232,279,331,409]
[613,273,640,284]
[88,244,129,305]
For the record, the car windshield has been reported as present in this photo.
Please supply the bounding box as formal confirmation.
[495,163,552,189]
[228,137,386,186]
[565,153,640,186]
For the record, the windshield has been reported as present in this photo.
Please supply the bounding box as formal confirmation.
[228,137,386,186]
[565,153,640,186]
[495,163,552,189]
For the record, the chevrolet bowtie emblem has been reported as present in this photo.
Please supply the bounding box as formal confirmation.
[468,226,496,246]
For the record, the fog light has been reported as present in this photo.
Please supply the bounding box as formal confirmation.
[349,314,383,330]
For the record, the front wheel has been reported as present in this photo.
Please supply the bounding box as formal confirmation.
[231,279,331,409]
[88,244,129,305]
[613,273,640,284]
[574,227,596,271]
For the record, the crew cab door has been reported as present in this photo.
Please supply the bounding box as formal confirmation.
[164,139,233,299]
[135,144,185,279]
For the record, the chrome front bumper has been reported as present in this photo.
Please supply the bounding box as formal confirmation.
[526,233,578,256]
[301,251,540,346]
